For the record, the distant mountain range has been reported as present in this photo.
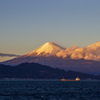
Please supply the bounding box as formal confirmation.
[1,42,100,74]
[0,62,100,79]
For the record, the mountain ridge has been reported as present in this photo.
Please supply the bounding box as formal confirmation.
[0,62,100,79]
[1,41,100,75]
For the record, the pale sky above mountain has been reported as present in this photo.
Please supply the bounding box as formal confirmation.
[0,0,100,62]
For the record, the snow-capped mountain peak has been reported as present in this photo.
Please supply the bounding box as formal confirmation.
[26,42,65,57]
[1,41,100,75]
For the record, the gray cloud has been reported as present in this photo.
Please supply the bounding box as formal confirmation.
[0,53,20,57]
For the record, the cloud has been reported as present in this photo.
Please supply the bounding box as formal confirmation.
[0,53,20,57]
[56,41,100,61]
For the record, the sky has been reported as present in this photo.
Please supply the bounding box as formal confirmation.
[0,0,100,62]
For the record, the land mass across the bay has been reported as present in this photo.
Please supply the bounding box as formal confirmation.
[0,62,100,80]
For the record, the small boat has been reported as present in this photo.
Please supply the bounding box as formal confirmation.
[61,77,80,81]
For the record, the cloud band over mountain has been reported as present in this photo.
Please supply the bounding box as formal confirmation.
[0,53,20,57]
[56,41,100,61]
[1,41,100,65]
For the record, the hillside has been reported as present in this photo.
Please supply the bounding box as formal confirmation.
[0,62,99,79]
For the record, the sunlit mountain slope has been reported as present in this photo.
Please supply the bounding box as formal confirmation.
[1,41,100,74]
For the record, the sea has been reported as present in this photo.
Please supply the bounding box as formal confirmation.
[0,80,100,100]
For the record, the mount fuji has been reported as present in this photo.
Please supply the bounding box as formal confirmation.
[25,42,65,57]
[1,42,65,65]
[1,42,100,74]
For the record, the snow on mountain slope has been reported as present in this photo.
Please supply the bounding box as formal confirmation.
[1,41,100,74]
[26,42,65,57]
[2,41,100,66]
[1,42,65,66]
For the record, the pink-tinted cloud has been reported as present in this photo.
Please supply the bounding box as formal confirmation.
[56,41,100,61]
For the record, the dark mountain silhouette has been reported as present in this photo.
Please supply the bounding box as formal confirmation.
[0,62,100,79]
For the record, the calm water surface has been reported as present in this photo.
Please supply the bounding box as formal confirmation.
[0,80,100,100]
